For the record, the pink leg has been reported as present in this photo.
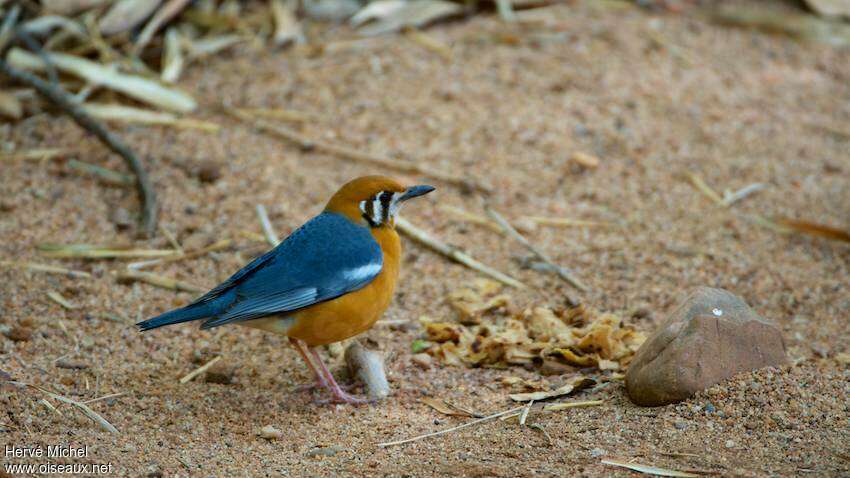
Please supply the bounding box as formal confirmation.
[289,338,328,391]
[308,347,371,405]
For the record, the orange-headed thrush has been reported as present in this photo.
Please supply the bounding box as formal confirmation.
[137,176,435,403]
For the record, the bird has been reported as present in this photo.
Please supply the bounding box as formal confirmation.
[136,176,434,404]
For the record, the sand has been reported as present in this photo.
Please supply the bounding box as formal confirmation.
[1,1,848,476]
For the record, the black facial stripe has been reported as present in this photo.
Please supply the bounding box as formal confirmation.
[380,191,392,223]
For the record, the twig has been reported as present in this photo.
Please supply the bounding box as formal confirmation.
[234,107,314,123]
[395,217,527,289]
[378,405,526,447]
[485,205,587,293]
[179,356,221,384]
[116,270,204,293]
[0,261,91,279]
[67,159,134,186]
[225,107,488,192]
[0,58,158,236]
[255,204,280,246]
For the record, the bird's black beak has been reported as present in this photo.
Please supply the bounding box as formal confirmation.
[399,185,435,202]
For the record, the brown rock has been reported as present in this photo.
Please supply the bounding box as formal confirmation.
[625,287,788,407]
[4,325,32,342]
[204,364,234,384]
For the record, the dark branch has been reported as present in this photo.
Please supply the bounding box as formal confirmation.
[0,58,158,237]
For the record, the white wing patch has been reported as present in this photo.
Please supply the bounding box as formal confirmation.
[343,262,382,281]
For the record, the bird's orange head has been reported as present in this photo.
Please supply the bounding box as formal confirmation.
[325,175,435,227]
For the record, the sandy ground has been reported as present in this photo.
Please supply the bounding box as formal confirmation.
[1,1,849,476]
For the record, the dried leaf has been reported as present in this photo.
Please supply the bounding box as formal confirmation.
[6,48,196,113]
[352,0,463,36]
[420,398,474,417]
[186,34,245,60]
[601,458,699,478]
[509,376,595,402]
[448,279,510,324]
[99,0,162,36]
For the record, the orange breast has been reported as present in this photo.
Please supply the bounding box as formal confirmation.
[280,226,401,346]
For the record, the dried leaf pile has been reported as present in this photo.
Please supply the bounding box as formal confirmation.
[418,279,647,373]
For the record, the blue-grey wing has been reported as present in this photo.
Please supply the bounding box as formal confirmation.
[198,212,383,329]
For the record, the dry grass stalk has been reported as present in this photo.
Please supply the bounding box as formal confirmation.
[40,244,178,259]
[82,103,220,131]
[179,356,222,384]
[10,381,119,433]
[235,107,314,123]
[720,183,766,207]
[684,172,724,206]
[600,458,699,478]
[378,405,526,447]
[117,270,204,293]
[438,204,503,233]
[404,28,452,59]
[0,148,70,161]
[542,399,605,411]
[225,107,488,192]
[395,217,527,289]
[255,204,280,246]
[0,261,91,278]
[524,216,611,228]
[82,392,126,404]
[485,205,587,293]
[519,399,533,426]
[127,239,232,270]
[47,290,78,309]
[67,159,134,186]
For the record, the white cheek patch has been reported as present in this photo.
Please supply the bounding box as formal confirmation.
[343,262,382,281]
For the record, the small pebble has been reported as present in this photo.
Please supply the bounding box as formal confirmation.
[411,353,432,369]
[259,425,283,440]
[590,448,607,457]
[4,325,32,342]
[674,421,687,430]
[725,440,735,448]
[305,446,344,458]
[705,403,716,414]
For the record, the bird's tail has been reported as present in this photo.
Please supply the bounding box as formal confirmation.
[136,301,220,331]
